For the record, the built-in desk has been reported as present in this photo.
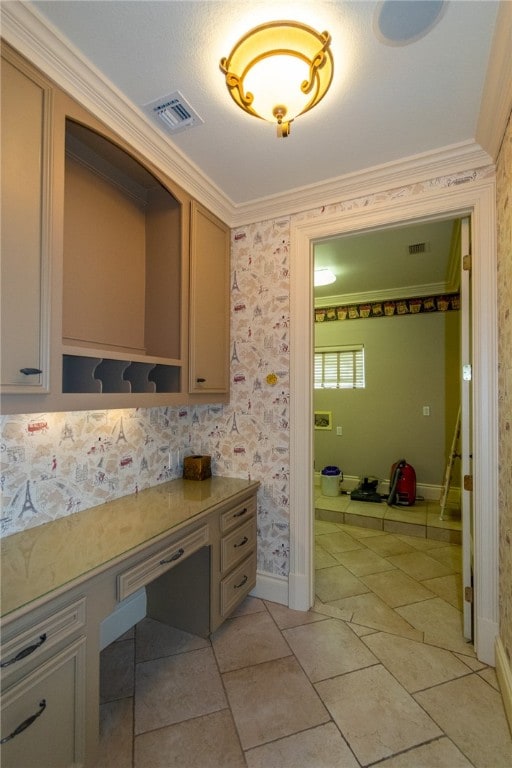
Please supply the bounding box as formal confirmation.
[0,476,259,767]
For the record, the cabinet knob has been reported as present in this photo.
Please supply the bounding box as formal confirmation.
[19,368,42,375]
[196,377,206,383]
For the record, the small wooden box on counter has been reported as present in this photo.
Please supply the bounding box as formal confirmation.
[183,454,212,481]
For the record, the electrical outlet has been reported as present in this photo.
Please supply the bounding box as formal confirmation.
[422,406,431,416]
[336,426,343,436]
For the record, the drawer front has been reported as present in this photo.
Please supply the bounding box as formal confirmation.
[221,517,256,574]
[220,495,256,535]
[0,636,86,768]
[117,524,209,600]
[220,552,257,618]
[1,598,86,682]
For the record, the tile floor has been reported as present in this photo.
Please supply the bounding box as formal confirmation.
[314,491,463,544]
[95,513,512,768]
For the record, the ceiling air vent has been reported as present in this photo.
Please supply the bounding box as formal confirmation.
[143,91,204,134]
[408,242,429,255]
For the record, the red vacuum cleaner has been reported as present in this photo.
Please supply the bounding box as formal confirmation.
[387,459,416,506]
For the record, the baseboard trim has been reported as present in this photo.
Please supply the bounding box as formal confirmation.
[314,471,460,504]
[495,636,512,734]
[251,571,288,606]
[288,571,313,612]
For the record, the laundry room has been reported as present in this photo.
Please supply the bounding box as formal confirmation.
[313,219,462,531]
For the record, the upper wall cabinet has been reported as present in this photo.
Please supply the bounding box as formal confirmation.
[60,114,187,403]
[0,43,230,414]
[189,203,230,395]
[1,46,51,395]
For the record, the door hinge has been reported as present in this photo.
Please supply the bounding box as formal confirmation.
[464,586,474,603]
[463,254,471,271]
[464,474,473,492]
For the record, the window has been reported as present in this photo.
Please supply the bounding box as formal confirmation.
[314,345,365,389]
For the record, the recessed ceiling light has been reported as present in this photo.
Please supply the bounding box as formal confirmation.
[374,0,446,46]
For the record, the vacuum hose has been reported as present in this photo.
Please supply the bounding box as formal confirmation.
[387,459,406,506]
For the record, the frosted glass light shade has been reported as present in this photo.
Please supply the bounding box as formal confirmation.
[314,269,336,286]
[220,21,334,137]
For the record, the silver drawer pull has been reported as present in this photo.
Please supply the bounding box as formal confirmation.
[234,574,248,589]
[0,699,46,744]
[160,547,185,565]
[233,507,248,519]
[1,634,47,668]
[234,536,248,548]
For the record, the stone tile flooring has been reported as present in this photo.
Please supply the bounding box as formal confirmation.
[95,519,512,767]
[314,492,462,544]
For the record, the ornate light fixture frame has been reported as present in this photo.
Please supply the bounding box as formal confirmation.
[220,20,334,137]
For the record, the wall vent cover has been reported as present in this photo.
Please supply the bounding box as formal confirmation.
[143,91,204,134]
[408,241,429,254]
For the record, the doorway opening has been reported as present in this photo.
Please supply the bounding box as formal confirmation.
[288,179,498,665]
[312,217,469,650]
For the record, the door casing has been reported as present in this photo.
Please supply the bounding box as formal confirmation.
[289,178,498,665]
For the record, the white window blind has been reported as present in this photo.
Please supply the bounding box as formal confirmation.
[314,345,365,389]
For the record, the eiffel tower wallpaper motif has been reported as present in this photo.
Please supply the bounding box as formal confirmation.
[1,217,292,578]
[19,480,38,518]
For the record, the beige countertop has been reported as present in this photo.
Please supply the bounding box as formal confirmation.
[1,476,259,619]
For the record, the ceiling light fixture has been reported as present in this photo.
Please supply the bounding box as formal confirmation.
[220,20,334,138]
[314,268,336,287]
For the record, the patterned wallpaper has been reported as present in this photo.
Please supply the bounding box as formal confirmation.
[314,293,460,322]
[0,218,292,577]
[0,165,497,588]
[497,110,512,671]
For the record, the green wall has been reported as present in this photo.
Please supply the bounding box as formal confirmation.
[314,310,460,487]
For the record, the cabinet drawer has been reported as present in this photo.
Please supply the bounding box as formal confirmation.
[0,636,86,768]
[1,598,86,682]
[221,518,256,574]
[220,552,257,619]
[117,524,209,600]
[220,496,256,535]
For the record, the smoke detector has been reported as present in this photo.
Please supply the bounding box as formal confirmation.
[143,91,204,134]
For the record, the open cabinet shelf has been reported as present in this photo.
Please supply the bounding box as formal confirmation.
[62,118,184,397]
[62,353,182,394]
[0,43,230,414]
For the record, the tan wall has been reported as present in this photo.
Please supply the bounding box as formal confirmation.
[497,110,512,679]
[314,310,459,486]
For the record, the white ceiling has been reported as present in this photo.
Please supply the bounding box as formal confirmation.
[30,0,499,207]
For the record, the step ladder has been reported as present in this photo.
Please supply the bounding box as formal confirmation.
[439,406,461,520]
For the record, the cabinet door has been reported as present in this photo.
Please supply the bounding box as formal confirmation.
[0,637,86,768]
[0,49,50,393]
[189,202,230,394]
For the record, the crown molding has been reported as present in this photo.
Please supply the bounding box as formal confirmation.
[231,140,494,227]
[314,281,450,309]
[1,1,500,231]
[476,0,512,161]
[0,0,234,225]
